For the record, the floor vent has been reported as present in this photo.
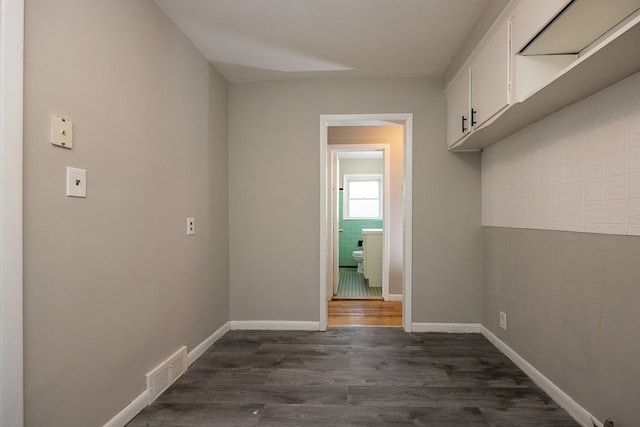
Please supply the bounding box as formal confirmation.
[145,346,187,404]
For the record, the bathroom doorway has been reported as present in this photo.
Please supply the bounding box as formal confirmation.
[329,146,389,301]
[320,113,413,331]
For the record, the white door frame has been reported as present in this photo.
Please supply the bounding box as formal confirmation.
[329,144,391,301]
[320,113,413,332]
[0,0,25,425]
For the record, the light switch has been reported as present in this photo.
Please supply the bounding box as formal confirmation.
[186,217,195,235]
[51,114,73,148]
[66,167,86,198]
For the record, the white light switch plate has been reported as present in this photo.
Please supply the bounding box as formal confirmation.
[51,114,73,148]
[186,217,195,235]
[66,167,86,197]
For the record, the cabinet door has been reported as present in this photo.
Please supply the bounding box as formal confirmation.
[446,69,470,147]
[471,19,510,129]
[512,0,572,54]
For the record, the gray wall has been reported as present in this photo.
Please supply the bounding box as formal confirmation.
[337,158,384,187]
[483,227,640,425]
[23,1,229,426]
[228,77,482,323]
[329,126,404,295]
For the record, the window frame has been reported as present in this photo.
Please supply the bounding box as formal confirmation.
[343,174,383,220]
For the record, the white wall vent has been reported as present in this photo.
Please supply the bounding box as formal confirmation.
[145,346,187,404]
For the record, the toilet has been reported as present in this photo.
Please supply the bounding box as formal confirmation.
[352,250,364,273]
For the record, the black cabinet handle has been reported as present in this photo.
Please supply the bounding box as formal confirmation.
[471,108,477,126]
[461,115,467,133]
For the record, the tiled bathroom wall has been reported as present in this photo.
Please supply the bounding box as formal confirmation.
[482,70,640,235]
[338,190,383,266]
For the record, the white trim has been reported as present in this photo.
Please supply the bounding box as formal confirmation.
[320,119,328,330]
[230,321,321,331]
[320,113,413,333]
[102,391,148,427]
[0,1,24,426]
[187,321,231,366]
[104,321,232,427]
[481,326,601,427]
[387,294,403,302]
[401,115,413,332]
[411,323,482,333]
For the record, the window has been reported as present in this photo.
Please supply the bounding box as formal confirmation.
[343,174,383,220]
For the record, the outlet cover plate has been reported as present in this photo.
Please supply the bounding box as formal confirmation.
[51,114,73,148]
[186,217,195,235]
[499,311,507,330]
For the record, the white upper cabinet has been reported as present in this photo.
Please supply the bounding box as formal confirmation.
[447,0,640,151]
[520,0,640,55]
[512,0,571,53]
[446,69,470,147]
[446,19,510,147]
[470,19,511,129]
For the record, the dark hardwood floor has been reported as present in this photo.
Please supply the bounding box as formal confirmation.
[127,328,579,426]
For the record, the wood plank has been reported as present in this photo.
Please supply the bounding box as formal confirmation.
[328,300,402,326]
[128,328,579,427]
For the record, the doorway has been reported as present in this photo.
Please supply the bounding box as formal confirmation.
[330,145,389,301]
[319,113,413,331]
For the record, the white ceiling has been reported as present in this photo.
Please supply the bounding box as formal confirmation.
[154,0,489,82]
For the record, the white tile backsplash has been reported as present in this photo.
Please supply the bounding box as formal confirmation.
[583,131,604,159]
[584,201,604,224]
[567,202,584,223]
[629,172,640,198]
[567,182,583,203]
[604,200,627,224]
[604,150,627,177]
[584,179,603,202]
[583,156,604,180]
[567,160,583,183]
[481,70,640,236]
[604,175,627,200]
[604,123,628,153]
[629,147,640,173]
[628,199,640,225]
[629,119,640,147]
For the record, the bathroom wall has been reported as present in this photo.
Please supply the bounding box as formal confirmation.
[228,77,482,324]
[23,1,229,425]
[338,158,384,186]
[338,158,384,267]
[338,189,383,267]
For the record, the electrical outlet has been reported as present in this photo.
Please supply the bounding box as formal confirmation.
[499,311,507,330]
[186,217,195,235]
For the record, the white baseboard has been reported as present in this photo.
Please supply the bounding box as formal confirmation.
[187,321,231,366]
[102,391,148,427]
[387,294,403,301]
[411,322,482,333]
[103,321,231,427]
[481,326,600,427]
[230,320,321,331]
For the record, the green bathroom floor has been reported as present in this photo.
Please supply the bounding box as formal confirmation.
[334,268,382,299]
